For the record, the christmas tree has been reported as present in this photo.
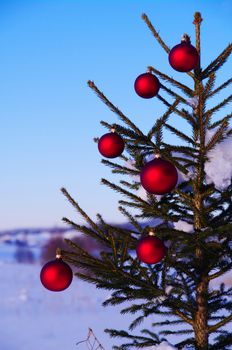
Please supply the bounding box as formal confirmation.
[49,11,232,350]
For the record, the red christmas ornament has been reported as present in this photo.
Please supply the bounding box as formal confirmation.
[98,131,124,158]
[40,250,73,292]
[168,34,199,72]
[136,233,166,264]
[134,72,160,99]
[140,156,178,195]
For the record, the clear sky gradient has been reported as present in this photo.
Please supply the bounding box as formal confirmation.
[1,0,232,229]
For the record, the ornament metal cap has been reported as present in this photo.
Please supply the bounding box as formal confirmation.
[56,248,62,259]
[154,153,161,159]
[148,229,156,236]
[181,33,191,43]
[111,128,116,133]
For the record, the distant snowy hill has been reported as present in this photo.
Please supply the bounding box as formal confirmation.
[0,227,78,263]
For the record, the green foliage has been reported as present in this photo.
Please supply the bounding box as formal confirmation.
[61,11,232,350]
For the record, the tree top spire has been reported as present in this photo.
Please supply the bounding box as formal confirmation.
[193,12,203,25]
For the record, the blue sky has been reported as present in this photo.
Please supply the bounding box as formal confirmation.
[1,0,232,229]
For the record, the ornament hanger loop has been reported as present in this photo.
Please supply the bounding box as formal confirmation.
[56,247,62,259]
[148,229,156,236]
[181,33,191,43]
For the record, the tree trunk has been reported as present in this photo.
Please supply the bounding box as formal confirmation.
[194,277,209,350]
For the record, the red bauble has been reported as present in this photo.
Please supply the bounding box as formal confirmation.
[169,38,199,72]
[140,157,178,195]
[40,258,73,292]
[98,132,124,158]
[134,72,160,99]
[136,235,166,264]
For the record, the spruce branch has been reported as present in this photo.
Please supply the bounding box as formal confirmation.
[160,83,188,104]
[209,314,232,333]
[205,120,228,152]
[129,315,145,331]
[62,246,109,272]
[174,189,194,206]
[208,77,232,99]
[105,328,159,349]
[152,319,185,327]
[147,98,180,139]
[118,200,149,211]
[141,13,170,54]
[101,180,176,221]
[100,120,144,141]
[163,122,195,145]
[205,93,232,118]
[148,66,193,96]
[142,13,197,78]
[208,262,232,281]
[210,333,232,350]
[181,108,197,127]
[120,180,140,191]
[157,94,196,127]
[119,236,129,267]
[87,81,144,136]
[61,188,104,237]
[73,271,114,287]
[209,112,232,129]
[101,159,140,175]
[62,217,108,245]
[174,310,194,326]
[193,12,203,73]
[118,206,143,233]
[202,43,232,79]
[160,329,193,335]
[101,178,149,205]
[175,337,195,349]
[204,72,216,97]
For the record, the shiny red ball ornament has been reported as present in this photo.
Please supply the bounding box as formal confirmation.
[168,34,199,72]
[140,157,178,195]
[136,234,166,264]
[98,131,124,158]
[40,257,73,292]
[134,72,160,99]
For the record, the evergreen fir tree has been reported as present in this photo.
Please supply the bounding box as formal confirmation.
[60,12,232,350]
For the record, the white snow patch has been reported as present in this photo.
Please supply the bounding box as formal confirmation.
[173,220,194,233]
[205,129,232,190]
[186,96,199,109]
[144,341,177,349]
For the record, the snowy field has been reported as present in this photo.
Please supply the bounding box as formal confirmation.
[0,260,135,350]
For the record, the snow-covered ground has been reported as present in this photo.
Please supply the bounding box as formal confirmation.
[0,260,138,350]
